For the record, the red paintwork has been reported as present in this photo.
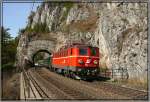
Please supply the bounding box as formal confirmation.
[52,44,100,71]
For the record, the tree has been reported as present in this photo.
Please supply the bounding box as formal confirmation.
[1,26,12,45]
[1,26,18,70]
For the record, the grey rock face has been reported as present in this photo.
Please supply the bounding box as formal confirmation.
[17,2,147,82]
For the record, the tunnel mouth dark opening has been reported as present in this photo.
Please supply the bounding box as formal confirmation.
[32,50,52,68]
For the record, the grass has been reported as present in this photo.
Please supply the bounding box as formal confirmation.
[100,68,108,72]
[126,78,148,90]
[111,78,148,91]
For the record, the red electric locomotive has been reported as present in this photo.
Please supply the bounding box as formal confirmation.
[52,43,100,79]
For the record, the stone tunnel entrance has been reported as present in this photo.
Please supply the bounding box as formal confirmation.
[32,50,52,68]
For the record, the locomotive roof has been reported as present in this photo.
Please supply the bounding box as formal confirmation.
[73,44,92,47]
[58,43,98,51]
[71,43,98,47]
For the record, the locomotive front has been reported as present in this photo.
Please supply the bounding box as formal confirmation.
[74,45,100,77]
[52,43,100,79]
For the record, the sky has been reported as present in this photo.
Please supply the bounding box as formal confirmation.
[3,2,41,38]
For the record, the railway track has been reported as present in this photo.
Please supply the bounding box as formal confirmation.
[34,68,129,99]
[21,67,49,99]
[27,71,49,99]
[33,68,95,99]
[80,81,148,99]
[96,81,148,99]
[30,69,72,99]
[21,67,148,100]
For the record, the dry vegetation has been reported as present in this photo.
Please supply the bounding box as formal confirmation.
[2,72,20,100]
[125,78,148,90]
[69,5,98,33]
[27,32,57,41]
[112,78,148,91]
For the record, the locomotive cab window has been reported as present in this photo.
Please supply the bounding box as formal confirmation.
[90,47,96,56]
[79,48,87,55]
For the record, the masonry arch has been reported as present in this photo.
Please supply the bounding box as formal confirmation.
[26,40,55,62]
[32,49,52,67]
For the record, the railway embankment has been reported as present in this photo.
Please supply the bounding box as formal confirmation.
[20,67,148,100]
[2,68,20,100]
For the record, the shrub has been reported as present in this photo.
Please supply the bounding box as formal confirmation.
[25,22,49,33]
[2,62,15,71]
[63,2,74,10]
[61,2,74,22]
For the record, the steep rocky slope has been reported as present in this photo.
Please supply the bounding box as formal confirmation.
[17,2,147,82]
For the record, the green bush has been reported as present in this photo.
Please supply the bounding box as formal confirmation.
[1,26,18,72]
[63,2,74,10]
[2,62,15,71]
[25,22,49,33]
[61,2,74,21]
[100,68,108,73]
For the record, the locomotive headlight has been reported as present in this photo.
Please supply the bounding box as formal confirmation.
[94,69,97,72]
[86,58,91,64]
[93,60,98,64]
[92,69,97,73]
[78,59,84,64]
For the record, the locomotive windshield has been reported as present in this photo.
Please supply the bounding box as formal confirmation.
[79,48,87,55]
[90,47,96,56]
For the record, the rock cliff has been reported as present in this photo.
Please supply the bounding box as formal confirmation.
[17,2,148,82]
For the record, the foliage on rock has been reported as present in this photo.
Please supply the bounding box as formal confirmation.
[25,22,49,33]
